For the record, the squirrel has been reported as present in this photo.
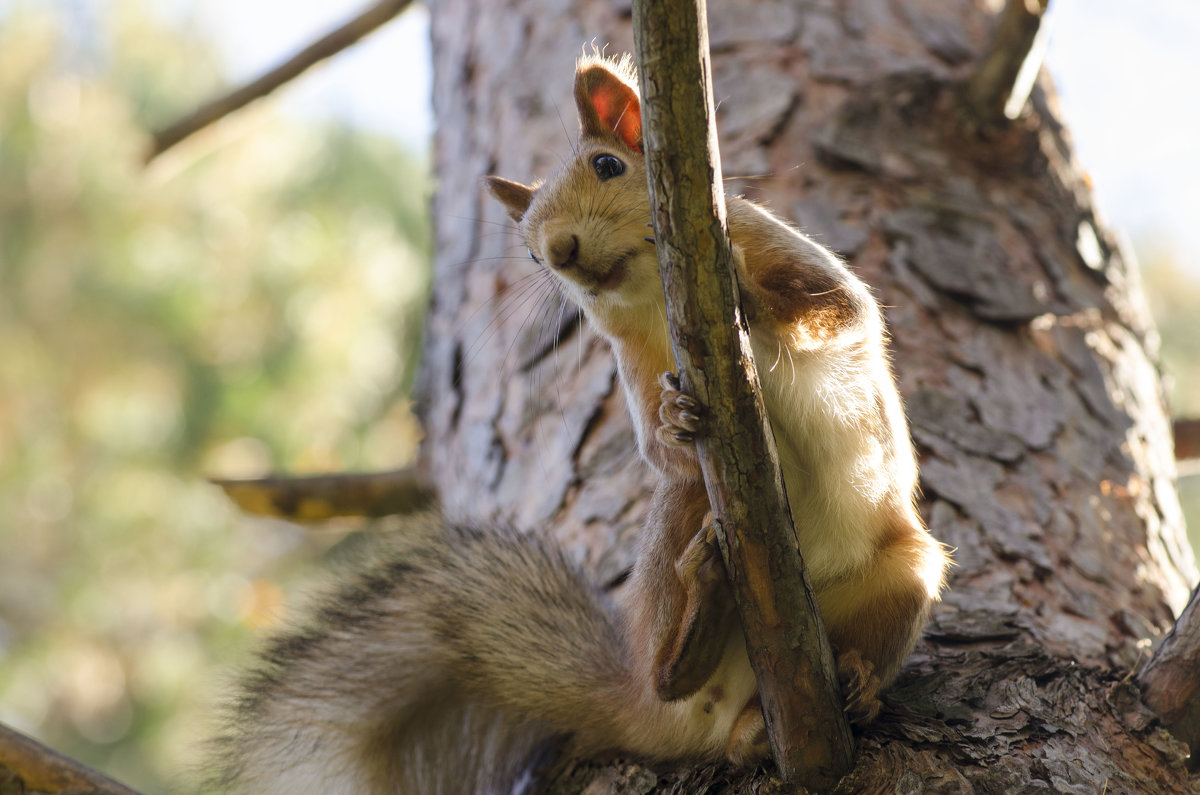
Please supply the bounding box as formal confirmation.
[486,55,949,726]
[207,54,949,794]
[204,516,763,794]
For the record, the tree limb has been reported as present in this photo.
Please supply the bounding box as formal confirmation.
[1138,583,1200,759]
[962,0,1050,129]
[211,466,431,521]
[0,721,141,795]
[146,0,413,162]
[1175,417,1200,462]
[631,1,854,789]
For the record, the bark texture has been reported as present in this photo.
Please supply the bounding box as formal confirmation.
[419,0,1198,791]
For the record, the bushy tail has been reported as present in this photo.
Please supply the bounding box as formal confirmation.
[203,516,648,795]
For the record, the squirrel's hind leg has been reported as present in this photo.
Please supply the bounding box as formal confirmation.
[820,524,944,724]
[654,522,737,701]
[631,479,739,704]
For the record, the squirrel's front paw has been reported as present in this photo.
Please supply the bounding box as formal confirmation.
[837,648,882,725]
[656,371,704,448]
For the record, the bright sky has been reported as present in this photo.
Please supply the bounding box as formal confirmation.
[163,0,1199,271]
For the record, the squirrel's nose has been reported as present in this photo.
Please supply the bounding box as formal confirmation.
[547,234,579,269]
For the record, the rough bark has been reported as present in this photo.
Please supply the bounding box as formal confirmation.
[632,0,853,786]
[420,0,1198,791]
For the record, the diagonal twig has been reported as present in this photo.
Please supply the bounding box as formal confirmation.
[962,0,1051,129]
[146,0,413,162]
[631,0,855,788]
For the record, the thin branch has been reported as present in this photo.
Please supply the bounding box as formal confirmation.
[1138,584,1200,756]
[0,721,141,795]
[146,0,413,162]
[631,1,854,789]
[962,0,1051,129]
[211,467,432,522]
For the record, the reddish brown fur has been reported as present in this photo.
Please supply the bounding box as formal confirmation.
[629,479,734,700]
[818,510,939,688]
[730,205,868,346]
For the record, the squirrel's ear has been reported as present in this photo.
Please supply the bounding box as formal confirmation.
[575,62,642,152]
[484,176,535,222]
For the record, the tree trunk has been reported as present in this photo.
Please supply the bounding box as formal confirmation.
[418,1,1199,791]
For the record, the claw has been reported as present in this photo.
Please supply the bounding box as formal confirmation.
[837,649,882,725]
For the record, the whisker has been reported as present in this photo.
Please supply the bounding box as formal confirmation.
[513,276,560,381]
[460,270,555,371]
[552,99,576,157]
[443,214,517,230]
[551,294,573,440]
[496,278,562,390]
[517,277,563,373]
[519,280,568,480]
[722,164,799,182]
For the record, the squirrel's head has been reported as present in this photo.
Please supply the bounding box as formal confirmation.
[485,56,662,325]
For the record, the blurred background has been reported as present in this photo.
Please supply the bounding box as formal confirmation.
[0,0,1195,791]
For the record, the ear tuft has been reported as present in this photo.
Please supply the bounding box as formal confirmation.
[484,176,535,222]
[575,57,642,152]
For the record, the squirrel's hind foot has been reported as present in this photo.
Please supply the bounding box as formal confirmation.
[837,649,883,725]
[725,697,770,767]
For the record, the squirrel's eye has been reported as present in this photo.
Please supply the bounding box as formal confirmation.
[592,154,626,181]
[528,248,540,264]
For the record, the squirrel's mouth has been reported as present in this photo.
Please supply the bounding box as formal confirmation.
[594,250,633,292]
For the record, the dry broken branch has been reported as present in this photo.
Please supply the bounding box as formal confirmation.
[962,0,1050,129]
[211,466,431,521]
[147,0,413,162]
[0,721,141,795]
[1175,417,1200,461]
[631,0,854,788]
[1138,584,1200,758]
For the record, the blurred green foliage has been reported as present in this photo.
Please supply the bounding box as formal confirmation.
[1142,249,1200,553]
[1144,253,1200,419]
[0,3,429,790]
